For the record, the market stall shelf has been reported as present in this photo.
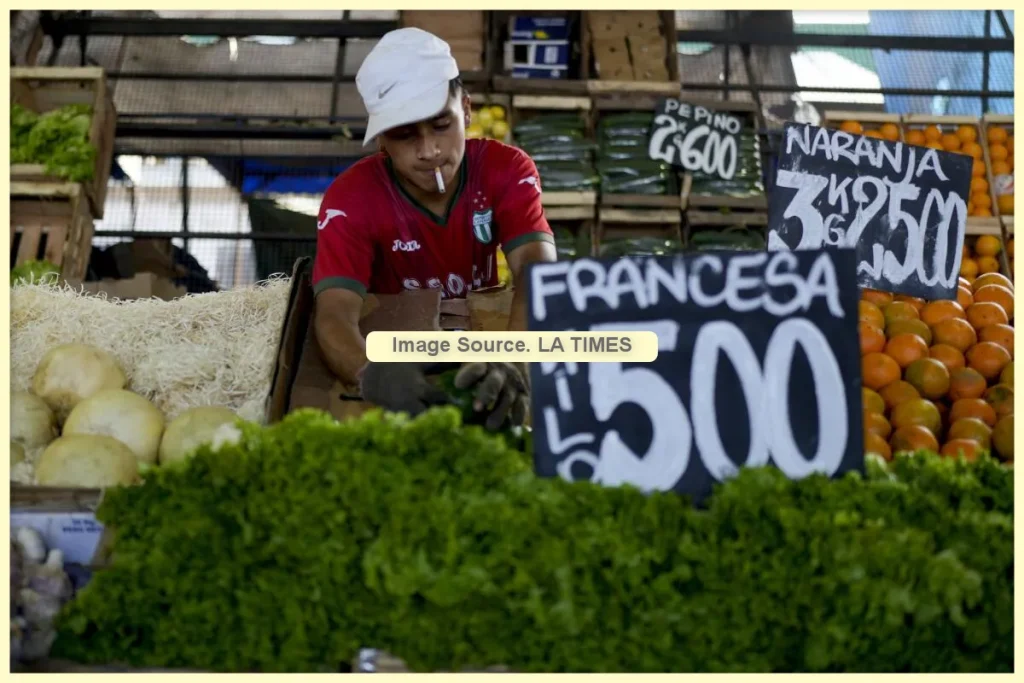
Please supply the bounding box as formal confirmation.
[11,67,117,219]
[10,182,95,281]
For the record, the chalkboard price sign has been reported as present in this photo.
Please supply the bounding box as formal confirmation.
[526,249,864,502]
[767,122,973,301]
[647,98,744,181]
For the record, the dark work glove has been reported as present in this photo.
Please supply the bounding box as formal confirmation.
[358,362,459,418]
[453,362,530,431]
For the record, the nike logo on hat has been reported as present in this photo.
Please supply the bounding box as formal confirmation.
[378,83,397,99]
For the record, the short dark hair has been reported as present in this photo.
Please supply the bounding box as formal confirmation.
[449,75,464,98]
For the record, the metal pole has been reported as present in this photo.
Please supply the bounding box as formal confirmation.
[722,12,732,101]
[329,10,350,122]
[180,155,190,253]
[982,10,991,114]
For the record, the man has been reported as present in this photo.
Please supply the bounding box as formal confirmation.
[312,27,558,431]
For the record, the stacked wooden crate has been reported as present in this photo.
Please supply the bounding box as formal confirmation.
[11,67,116,281]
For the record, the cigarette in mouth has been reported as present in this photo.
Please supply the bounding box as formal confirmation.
[434,167,445,194]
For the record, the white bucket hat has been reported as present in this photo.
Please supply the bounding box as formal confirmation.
[357,27,461,147]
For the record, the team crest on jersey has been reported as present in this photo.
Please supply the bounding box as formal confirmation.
[472,208,494,245]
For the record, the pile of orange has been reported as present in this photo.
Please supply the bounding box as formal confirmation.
[905,123,993,218]
[985,124,1014,218]
[960,234,1006,284]
[859,272,1015,464]
[838,120,900,142]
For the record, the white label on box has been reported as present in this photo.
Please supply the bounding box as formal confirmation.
[10,512,105,565]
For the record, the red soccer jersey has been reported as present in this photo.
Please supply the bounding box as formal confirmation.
[312,138,554,299]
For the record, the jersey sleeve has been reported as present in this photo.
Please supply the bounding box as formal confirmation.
[311,184,374,297]
[493,148,555,255]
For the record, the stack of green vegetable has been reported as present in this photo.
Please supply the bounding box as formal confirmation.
[11,103,97,183]
[551,225,587,260]
[688,225,767,252]
[512,113,599,193]
[688,123,764,200]
[51,405,1012,673]
[597,112,677,196]
[598,236,683,258]
[11,260,60,287]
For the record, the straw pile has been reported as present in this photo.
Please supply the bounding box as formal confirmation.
[11,278,292,428]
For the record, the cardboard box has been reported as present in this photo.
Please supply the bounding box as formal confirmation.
[587,11,630,39]
[401,10,485,41]
[593,38,633,78]
[449,37,484,72]
[264,258,514,425]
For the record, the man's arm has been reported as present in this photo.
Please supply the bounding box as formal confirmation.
[313,288,367,385]
[505,239,558,331]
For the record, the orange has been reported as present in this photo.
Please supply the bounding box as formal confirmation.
[991,160,1011,176]
[940,133,961,151]
[879,123,900,141]
[989,143,1008,162]
[865,431,893,460]
[923,125,942,142]
[973,284,1014,319]
[957,124,978,144]
[940,438,983,461]
[862,352,901,391]
[946,417,992,449]
[886,318,933,345]
[978,323,1014,357]
[961,141,983,160]
[858,300,886,328]
[1007,240,1015,258]
[904,358,951,400]
[890,398,942,436]
[893,295,926,313]
[890,425,940,454]
[974,234,1002,257]
[976,256,1001,274]
[956,285,974,310]
[999,361,1013,387]
[966,341,1011,381]
[987,125,1008,144]
[927,141,946,151]
[865,130,884,139]
[865,410,892,439]
[879,380,921,411]
[928,343,966,372]
[973,271,1013,292]
[884,301,920,325]
[959,276,974,290]
[861,288,894,307]
[949,397,998,427]
[905,129,926,146]
[839,120,863,135]
[997,194,1014,216]
[884,333,929,369]
[920,299,966,326]
[973,193,992,210]
[948,367,988,401]
[970,177,989,195]
[971,158,986,177]
[960,258,979,279]
[992,415,1014,461]
[859,322,886,355]
[984,384,1015,419]
[966,301,1009,329]
[931,317,977,353]
[863,387,886,415]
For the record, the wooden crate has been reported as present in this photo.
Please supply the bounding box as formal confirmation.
[11,67,117,219]
[511,94,600,215]
[900,115,998,237]
[490,10,589,94]
[821,110,904,141]
[10,182,95,281]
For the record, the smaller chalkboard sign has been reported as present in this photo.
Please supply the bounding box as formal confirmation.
[767,122,973,301]
[526,248,864,504]
[647,98,744,181]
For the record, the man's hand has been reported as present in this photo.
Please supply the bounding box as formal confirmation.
[453,362,529,431]
[358,362,458,417]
